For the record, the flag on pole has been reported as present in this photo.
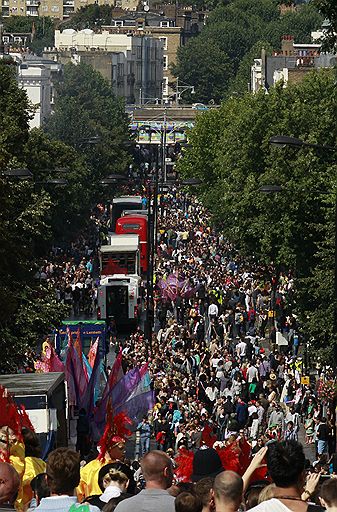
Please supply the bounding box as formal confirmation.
[115,365,155,420]
[65,329,77,405]
[64,327,87,406]
[88,337,99,368]
[49,346,65,372]
[73,328,83,363]
[35,345,64,373]
[110,367,142,413]
[82,353,92,383]
[94,349,124,432]
[81,341,100,413]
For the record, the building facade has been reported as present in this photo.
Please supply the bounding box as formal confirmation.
[251,34,337,92]
[0,0,115,18]
[102,7,206,100]
[17,62,52,128]
[48,29,163,103]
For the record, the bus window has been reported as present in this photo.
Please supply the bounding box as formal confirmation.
[101,252,136,275]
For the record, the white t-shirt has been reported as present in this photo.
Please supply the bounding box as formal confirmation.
[248,404,257,416]
[247,365,258,383]
[208,304,218,316]
[237,341,247,356]
[249,499,292,512]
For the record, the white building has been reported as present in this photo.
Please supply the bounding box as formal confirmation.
[52,29,163,103]
[18,63,52,129]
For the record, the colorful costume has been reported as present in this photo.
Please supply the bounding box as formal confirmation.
[0,385,35,511]
[78,409,131,501]
[22,456,46,508]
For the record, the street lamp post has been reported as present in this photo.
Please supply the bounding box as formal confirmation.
[144,168,159,355]
[144,175,202,353]
[259,185,283,330]
[269,135,337,359]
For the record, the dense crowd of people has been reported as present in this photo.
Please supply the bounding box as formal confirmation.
[38,222,100,317]
[116,189,333,457]
[86,188,335,511]
[4,186,337,512]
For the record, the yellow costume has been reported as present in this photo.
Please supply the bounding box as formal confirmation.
[10,442,25,511]
[22,456,46,508]
[42,339,50,356]
[78,458,107,501]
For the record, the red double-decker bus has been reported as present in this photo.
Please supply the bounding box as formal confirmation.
[115,215,148,274]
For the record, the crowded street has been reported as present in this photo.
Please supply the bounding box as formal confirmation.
[1,1,337,509]
[2,180,332,512]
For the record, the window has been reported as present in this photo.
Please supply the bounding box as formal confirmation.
[163,54,168,70]
[159,37,167,50]
[118,63,124,77]
[112,64,117,81]
[160,21,169,28]
[162,76,168,96]
[114,20,124,26]
[3,36,10,43]
[102,253,136,275]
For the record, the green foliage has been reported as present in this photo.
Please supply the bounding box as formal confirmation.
[45,62,131,178]
[312,0,337,52]
[179,68,337,357]
[0,286,69,373]
[0,63,32,170]
[23,128,94,241]
[228,40,273,95]
[264,3,323,48]
[173,39,233,103]
[0,175,69,370]
[1,16,55,55]
[173,0,324,102]
[0,66,71,371]
[60,4,114,30]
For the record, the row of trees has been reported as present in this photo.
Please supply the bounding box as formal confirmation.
[172,0,324,103]
[0,61,130,372]
[178,68,337,362]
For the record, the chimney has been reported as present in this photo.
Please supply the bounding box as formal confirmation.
[281,34,294,56]
[261,46,266,90]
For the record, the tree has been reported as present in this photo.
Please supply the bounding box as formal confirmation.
[0,63,69,371]
[45,62,131,180]
[23,128,94,241]
[228,40,273,95]
[265,3,323,48]
[312,0,337,51]
[173,39,233,103]
[172,0,324,103]
[178,68,337,361]
[60,4,115,30]
[0,63,31,171]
